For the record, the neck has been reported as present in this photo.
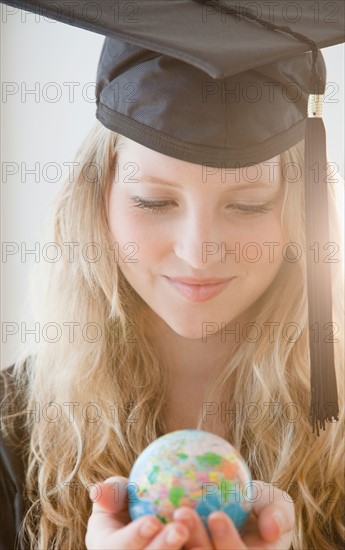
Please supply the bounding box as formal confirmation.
[143,307,247,381]
[142,308,247,437]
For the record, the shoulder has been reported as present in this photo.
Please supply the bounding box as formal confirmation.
[1,362,29,446]
[0,362,31,550]
[1,360,31,460]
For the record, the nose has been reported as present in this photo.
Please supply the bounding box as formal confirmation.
[173,208,224,269]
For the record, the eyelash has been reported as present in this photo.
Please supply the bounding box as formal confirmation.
[131,198,274,215]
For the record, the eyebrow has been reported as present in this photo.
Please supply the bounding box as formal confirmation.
[139,175,277,190]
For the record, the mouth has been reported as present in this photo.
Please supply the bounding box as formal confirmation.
[164,276,236,302]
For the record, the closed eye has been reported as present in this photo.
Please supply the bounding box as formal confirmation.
[130,197,274,215]
[227,203,274,215]
[130,198,176,214]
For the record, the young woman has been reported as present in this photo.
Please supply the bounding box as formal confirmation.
[1,1,344,549]
[1,124,344,549]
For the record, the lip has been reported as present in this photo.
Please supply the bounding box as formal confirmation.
[166,276,232,285]
[164,276,235,302]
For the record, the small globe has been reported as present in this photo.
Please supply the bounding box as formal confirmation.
[128,429,253,532]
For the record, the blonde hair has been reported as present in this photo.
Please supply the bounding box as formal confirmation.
[1,121,344,549]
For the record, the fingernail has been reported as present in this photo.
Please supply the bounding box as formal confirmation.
[210,517,228,537]
[139,519,161,538]
[273,513,282,535]
[173,509,195,529]
[166,525,186,545]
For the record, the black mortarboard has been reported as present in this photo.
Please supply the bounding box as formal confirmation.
[2,0,344,434]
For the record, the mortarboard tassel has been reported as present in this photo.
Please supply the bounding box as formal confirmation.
[195,0,340,434]
[305,89,339,435]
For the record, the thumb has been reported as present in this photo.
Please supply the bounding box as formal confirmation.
[89,476,130,514]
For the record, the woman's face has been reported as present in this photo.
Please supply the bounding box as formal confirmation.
[108,137,288,339]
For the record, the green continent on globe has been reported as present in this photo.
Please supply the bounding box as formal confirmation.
[196,452,222,466]
[148,465,160,483]
[168,486,185,506]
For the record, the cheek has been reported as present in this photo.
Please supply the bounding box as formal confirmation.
[236,213,286,267]
[108,203,161,265]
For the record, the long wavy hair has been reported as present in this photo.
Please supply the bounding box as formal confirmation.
[1,121,344,549]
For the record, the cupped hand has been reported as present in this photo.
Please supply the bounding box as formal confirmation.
[85,477,294,550]
[85,476,190,550]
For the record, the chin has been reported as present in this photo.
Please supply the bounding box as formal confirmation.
[174,327,206,340]
[163,316,222,340]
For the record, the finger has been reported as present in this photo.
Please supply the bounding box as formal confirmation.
[145,522,190,550]
[257,502,295,543]
[208,512,246,550]
[86,513,164,550]
[250,480,295,542]
[89,476,131,532]
[173,507,213,549]
[89,476,129,514]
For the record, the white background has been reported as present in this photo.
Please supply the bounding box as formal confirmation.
[1,5,344,368]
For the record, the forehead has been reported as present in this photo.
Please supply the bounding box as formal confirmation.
[115,136,282,186]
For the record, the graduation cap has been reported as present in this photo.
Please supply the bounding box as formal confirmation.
[3,0,344,435]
